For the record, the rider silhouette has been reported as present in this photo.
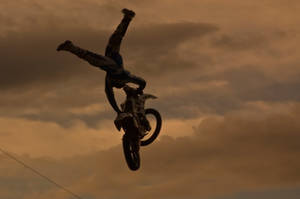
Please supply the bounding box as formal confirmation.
[57,8,146,114]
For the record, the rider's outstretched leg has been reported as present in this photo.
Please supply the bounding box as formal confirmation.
[105,8,135,62]
[57,40,112,72]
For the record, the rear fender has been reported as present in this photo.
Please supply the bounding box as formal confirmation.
[140,94,157,104]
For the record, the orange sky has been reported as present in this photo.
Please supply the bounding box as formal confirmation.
[0,0,300,198]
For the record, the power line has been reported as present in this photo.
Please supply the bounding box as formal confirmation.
[0,147,84,199]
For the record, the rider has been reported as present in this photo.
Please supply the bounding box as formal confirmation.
[57,8,146,114]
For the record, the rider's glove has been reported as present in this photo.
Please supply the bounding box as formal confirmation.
[136,89,144,95]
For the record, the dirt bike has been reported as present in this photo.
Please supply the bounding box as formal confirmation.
[114,85,162,171]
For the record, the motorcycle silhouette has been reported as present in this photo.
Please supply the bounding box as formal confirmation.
[114,85,162,171]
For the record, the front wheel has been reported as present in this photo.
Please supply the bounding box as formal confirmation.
[141,108,162,146]
[122,134,140,171]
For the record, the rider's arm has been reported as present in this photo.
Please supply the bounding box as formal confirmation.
[105,76,122,113]
[128,73,146,92]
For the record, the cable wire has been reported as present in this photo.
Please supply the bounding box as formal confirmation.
[0,147,84,199]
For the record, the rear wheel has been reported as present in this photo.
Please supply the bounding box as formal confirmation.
[141,108,162,146]
[122,134,140,171]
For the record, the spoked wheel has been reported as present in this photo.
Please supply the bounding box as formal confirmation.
[122,134,140,171]
[141,108,162,146]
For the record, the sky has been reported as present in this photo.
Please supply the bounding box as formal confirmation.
[0,0,300,198]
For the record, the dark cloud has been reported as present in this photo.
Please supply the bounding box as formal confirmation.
[1,0,221,128]
[21,109,114,128]
[212,188,300,199]
[1,0,300,199]
[0,13,16,27]
[1,19,297,126]
[0,20,219,126]
[0,28,109,90]
[0,20,218,90]
[125,22,219,74]
[212,30,286,51]
[0,84,114,128]
[220,66,300,102]
[129,22,218,49]
[152,85,240,119]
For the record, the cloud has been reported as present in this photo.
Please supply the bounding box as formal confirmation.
[1,102,300,199]
[0,28,109,91]
[1,1,300,199]
[125,22,219,74]
[0,20,218,90]
[212,187,300,199]
[211,30,286,51]
[0,12,220,126]
[0,117,122,158]
[1,0,299,135]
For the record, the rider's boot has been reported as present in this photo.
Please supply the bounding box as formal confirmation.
[57,40,91,59]
[122,8,135,19]
[113,8,135,38]
[105,8,135,56]
[57,40,73,51]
